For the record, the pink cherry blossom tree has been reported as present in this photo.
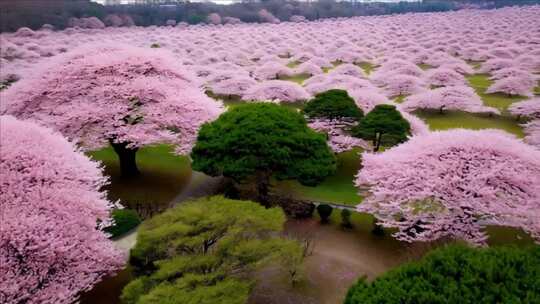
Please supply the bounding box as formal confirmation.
[356,129,540,246]
[209,76,257,97]
[486,76,535,97]
[423,67,467,87]
[1,45,223,177]
[258,9,280,24]
[207,13,222,25]
[401,86,500,115]
[242,80,310,103]
[508,98,540,119]
[523,120,540,148]
[0,115,124,304]
[379,75,427,98]
[308,118,371,153]
[253,62,293,80]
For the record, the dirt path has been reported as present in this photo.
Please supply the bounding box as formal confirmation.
[111,171,222,255]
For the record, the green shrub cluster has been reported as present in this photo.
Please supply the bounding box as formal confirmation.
[122,196,303,304]
[344,244,540,304]
[304,89,364,120]
[105,209,141,238]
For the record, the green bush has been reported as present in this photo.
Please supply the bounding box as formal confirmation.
[352,104,410,151]
[317,204,333,223]
[304,89,363,120]
[105,209,141,238]
[341,209,353,228]
[150,43,161,48]
[344,244,540,304]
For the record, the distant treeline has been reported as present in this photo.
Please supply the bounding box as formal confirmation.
[1,0,539,32]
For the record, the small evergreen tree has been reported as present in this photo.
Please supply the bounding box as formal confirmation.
[304,89,364,120]
[352,104,410,151]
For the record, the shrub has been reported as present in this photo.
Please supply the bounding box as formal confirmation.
[341,209,353,228]
[150,43,160,48]
[344,245,540,304]
[105,209,141,238]
[304,89,364,120]
[317,204,333,223]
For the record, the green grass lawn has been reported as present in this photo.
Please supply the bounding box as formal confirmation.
[415,110,524,137]
[466,74,526,112]
[88,145,192,211]
[281,73,311,85]
[276,149,363,205]
[418,63,433,71]
[357,62,376,75]
[286,61,301,68]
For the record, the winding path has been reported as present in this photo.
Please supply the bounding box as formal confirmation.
[112,172,223,254]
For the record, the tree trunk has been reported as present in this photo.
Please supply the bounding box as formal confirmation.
[110,141,140,178]
[374,132,382,152]
[256,171,271,208]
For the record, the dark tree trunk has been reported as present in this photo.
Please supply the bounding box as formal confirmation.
[256,171,271,208]
[110,140,140,178]
[374,132,382,152]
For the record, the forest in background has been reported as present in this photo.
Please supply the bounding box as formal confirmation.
[1,0,539,32]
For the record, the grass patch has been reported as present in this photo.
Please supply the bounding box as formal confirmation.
[393,95,407,103]
[357,62,376,75]
[286,61,301,68]
[466,74,526,112]
[88,145,192,210]
[415,110,524,137]
[281,73,311,85]
[276,149,362,205]
[418,63,433,70]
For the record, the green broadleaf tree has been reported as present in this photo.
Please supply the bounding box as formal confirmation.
[191,103,336,206]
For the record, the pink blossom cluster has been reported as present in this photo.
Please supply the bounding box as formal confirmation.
[1,44,224,155]
[0,115,124,304]
[242,80,310,103]
[308,118,371,153]
[356,129,540,245]
[508,98,540,119]
[523,120,540,149]
[401,86,500,115]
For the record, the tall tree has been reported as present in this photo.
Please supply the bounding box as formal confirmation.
[191,103,336,206]
[0,115,124,304]
[1,45,223,177]
[355,129,540,245]
[352,104,410,151]
[123,196,303,304]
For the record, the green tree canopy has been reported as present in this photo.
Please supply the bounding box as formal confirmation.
[303,89,364,120]
[123,196,303,304]
[351,104,410,151]
[191,103,336,205]
[344,244,540,304]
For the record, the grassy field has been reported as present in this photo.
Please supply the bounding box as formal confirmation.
[281,73,311,85]
[466,73,526,112]
[276,149,363,205]
[416,110,524,137]
[88,145,192,210]
[358,62,376,75]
